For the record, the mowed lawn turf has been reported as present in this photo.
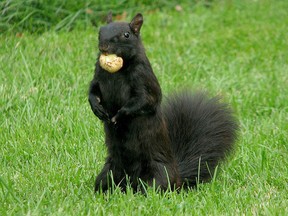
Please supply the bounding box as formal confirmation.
[1,0,287,215]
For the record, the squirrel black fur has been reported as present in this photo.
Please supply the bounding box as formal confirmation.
[88,13,238,192]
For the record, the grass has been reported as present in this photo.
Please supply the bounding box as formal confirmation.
[1,0,288,215]
[0,0,196,33]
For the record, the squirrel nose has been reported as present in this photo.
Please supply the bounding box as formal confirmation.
[99,43,109,53]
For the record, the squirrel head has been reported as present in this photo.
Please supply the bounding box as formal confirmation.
[98,13,144,61]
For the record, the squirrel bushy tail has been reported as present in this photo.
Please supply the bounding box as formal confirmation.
[163,91,238,186]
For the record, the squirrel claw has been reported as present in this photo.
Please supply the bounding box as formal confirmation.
[111,116,117,124]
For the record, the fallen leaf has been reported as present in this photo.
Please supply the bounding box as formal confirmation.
[175,5,183,12]
[115,11,127,21]
[85,8,93,14]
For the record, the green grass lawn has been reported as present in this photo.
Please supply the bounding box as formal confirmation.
[1,0,288,215]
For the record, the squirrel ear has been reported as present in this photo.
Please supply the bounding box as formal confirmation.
[107,11,113,24]
[130,13,143,35]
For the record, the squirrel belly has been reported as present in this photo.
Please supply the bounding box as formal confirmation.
[101,109,181,192]
[88,13,238,193]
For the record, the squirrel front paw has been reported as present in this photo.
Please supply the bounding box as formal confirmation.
[111,109,127,124]
[89,96,110,122]
[111,111,121,124]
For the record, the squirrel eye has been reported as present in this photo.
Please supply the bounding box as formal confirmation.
[124,32,130,38]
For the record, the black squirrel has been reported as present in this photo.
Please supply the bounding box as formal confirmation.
[88,13,238,192]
